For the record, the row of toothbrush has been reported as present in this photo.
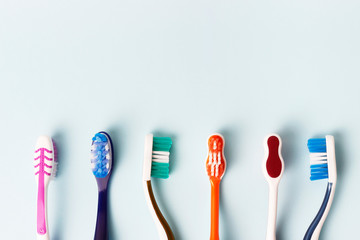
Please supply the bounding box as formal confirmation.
[33,132,337,240]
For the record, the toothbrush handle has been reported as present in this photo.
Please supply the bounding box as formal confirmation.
[266,183,279,240]
[210,178,220,240]
[143,180,175,240]
[94,189,108,240]
[304,182,335,240]
[37,183,49,240]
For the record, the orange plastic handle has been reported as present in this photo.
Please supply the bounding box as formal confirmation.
[210,177,220,240]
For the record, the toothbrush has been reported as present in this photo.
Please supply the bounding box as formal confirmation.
[205,134,226,240]
[304,135,337,240]
[143,134,175,240]
[262,134,284,240]
[34,136,57,240]
[91,132,113,240]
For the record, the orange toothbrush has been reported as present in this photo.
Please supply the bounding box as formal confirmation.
[206,134,226,240]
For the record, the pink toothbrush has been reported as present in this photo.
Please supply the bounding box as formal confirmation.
[34,136,57,240]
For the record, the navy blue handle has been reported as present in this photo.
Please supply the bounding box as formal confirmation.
[94,189,108,240]
[304,182,332,240]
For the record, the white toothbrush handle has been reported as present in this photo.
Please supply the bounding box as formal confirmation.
[305,182,336,240]
[143,180,174,240]
[266,183,279,240]
[312,187,335,239]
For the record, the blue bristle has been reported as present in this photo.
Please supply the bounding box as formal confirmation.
[310,164,328,180]
[307,138,328,181]
[307,138,326,153]
[91,133,111,178]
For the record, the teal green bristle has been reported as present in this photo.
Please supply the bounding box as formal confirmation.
[151,137,172,179]
[152,137,172,152]
[151,162,170,178]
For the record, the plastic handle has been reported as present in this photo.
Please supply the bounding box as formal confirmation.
[304,183,335,240]
[143,180,175,240]
[210,178,220,240]
[266,183,279,240]
[37,172,46,233]
[94,189,108,240]
[36,178,49,240]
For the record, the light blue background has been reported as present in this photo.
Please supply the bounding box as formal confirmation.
[0,0,359,239]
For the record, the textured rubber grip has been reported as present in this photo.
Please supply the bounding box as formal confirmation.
[266,136,282,178]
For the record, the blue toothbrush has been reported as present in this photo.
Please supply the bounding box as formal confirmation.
[304,135,337,240]
[91,132,113,240]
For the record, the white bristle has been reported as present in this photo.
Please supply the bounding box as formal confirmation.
[153,151,169,156]
[152,151,169,163]
[51,161,58,179]
[310,153,328,165]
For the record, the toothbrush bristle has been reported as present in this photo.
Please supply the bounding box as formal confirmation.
[308,138,328,181]
[51,140,58,178]
[151,137,172,179]
[91,132,112,178]
[206,134,226,179]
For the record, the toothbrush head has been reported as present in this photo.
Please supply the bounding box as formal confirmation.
[143,134,172,180]
[34,136,56,184]
[307,135,337,183]
[206,134,226,180]
[91,132,113,178]
[151,136,172,179]
[263,134,284,180]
